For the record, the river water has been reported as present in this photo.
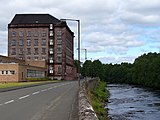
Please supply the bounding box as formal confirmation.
[106,84,160,120]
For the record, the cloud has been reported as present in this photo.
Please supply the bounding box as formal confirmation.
[0,31,8,55]
[0,0,159,63]
[98,56,135,64]
[83,31,144,54]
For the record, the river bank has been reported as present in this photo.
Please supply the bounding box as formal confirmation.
[88,80,109,120]
[79,78,110,120]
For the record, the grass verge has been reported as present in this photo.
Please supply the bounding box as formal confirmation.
[88,81,110,120]
[0,80,59,89]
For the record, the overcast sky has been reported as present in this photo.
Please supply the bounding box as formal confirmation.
[0,0,160,64]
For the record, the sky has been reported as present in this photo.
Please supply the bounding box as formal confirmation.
[0,0,160,64]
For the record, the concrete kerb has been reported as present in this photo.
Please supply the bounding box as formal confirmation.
[0,81,61,93]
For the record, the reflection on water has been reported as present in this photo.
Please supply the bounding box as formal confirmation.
[107,84,160,120]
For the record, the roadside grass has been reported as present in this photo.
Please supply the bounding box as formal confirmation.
[26,77,53,81]
[0,80,59,89]
[88,81,110,120]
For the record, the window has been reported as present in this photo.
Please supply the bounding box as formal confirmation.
[34,39,38,46]
[42,48,46,55]
[27,31,31,37]
[11,48,16,55]
[27,69,45,78]
[11,39,16,46]
[58,66,62,74]
[27,39,31,46]
[19,31,23,36]
[10,71,15,75]
[57,36,62,39]
[27,48,31,55]
[0,71,15,75]
[42,31,46,37]
[50,70,53,74]
[42,39,46,46]
[57,39,62,44]
[27,56,31,60]
[34,31,38,37]
[50,24,53,29]
[19,57,23,60]
[57,55,62,63]
[12,31,16,36]
[34,57,38,61]
[57,45,62,53]
[57,30,62,36]
[50,39,53,45]
[19,48,23,55]
[50,31,53,36]
[49,57,53,63]
[42,57,46,61]
[34,48,38,55]
[19,39,23,46]
[49,48,53,54]
[49,65,54,74]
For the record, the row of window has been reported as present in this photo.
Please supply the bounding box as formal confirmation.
[11,39,55,46]
[12,46,62,55]
[12,31,54,37]
[48,65,62,74]
[11,48,47,55]
[11,47,62,56]
[48,55,62,63]
[12,31,47,37]
[11,33,63,47]
[26,56,46,61]
[27,69,45,78]
[0,70,15,75]
[27,56,61,63]
[11,39,49,46]
[13,55,61,63]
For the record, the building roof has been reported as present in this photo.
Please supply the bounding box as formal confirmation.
[9,14,61,24]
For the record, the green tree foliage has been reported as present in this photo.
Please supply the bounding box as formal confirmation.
[74,60,81,73]
[81,60,92,77]
[81,53,160,89]
[81,59,103,78]
[132,52,160,88]
[92,60,103,78]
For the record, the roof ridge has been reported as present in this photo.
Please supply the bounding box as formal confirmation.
[9,14,60,25]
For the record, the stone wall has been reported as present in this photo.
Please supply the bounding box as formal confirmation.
[79,78,99,120]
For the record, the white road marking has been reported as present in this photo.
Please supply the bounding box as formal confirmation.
[32,91,40,95]
[47,87,53,90]
[0,83,73,107]
[4,100,14,104]
[41,89,47,92]
[19,94,30,100]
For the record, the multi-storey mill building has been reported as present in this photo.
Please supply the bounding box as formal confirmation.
[8,14,76,80]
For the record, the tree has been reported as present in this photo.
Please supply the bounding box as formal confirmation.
[80,52,160,89]
[92,60,103,78]
[74,60,81,73]
[81,60,92,77]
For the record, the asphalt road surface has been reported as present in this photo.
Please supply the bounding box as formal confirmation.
[0,81,79,120]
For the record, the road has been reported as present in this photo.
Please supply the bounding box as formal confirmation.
[0,81,79,120]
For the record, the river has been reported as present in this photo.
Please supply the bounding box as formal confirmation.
[106,84,160,120]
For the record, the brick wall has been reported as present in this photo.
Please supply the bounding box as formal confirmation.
[0,63,19,82]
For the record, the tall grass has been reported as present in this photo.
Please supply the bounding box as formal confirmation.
[88,81,110,120]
